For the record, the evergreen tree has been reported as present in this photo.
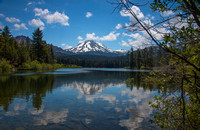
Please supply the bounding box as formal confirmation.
[9,38,19,65]
[136,49,141,69]
[2,26,12,38]
[0,29,4,58]
[1,26,12,61]
[129,48,134,69]
[148,46,154,68]
[32,28,43,62]
[26,37,31,51]
[141,48,148,68]
[18,41,30,64]
[50,44,55,64]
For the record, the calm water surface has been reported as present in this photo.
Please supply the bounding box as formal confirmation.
[0,68,159,129]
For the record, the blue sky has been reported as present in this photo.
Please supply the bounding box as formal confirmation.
[0,0,167,51]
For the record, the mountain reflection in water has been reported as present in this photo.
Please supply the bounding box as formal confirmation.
[0,68,158,129]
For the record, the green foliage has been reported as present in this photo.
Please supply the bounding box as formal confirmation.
[65,64,82,68]
[57,55,128,68]
[0,74,55,111]
[19,62,31,70]
[0,58,12,73]
[0,26,57,72]
[30,60,42,70]
[126,78,135,87]
[147,1,200,129]
[129,48,134,69]
[53,63,64,69]
[32,28,43,62]
[128,46,167,69]
[120,0,200,129]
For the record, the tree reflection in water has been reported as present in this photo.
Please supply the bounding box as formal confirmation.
[0,74,55,111]
[0,69,162,129]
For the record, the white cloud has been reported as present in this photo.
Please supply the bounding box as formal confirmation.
[115,24,122,29]
[28,18,45,29]
[61,44,72,49]
[77,36,83,40]
[85,118,92,124]
[45,12,69,26]
[121,40,131,47]
[34,8,49,17]
[162,10,175,17]
[121,25,167,49]
[14,103,26,111]
[5,103,27,116]
[61,44,65,47]
[99,32,120,41]
[35,109,69,126]
[115,107,122,112]
[86,12,92,18]
[5,17,20,23]
[34,8,69,26]
[119,88,155,129]
[29,105,44,115]
[0,13,4,17]
[86,33,97,40]
[119,5,172,49]
[24,8,28,11]
[27,0,45,6]
[121,32,152,49]
[86,94,117,104]
[120,5,144,21]
[165,16,189,29]
[27,2,33,5]
[5,111,19,116]
[40,26,45,30]
[14,23,28,30]
[37,0,45,5]
[85,32,120,41]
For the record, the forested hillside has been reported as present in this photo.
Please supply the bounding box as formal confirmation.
[0,26,60,72]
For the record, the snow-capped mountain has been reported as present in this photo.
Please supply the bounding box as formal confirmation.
[66,40,127,56]
[114,49,127,53]
[66,40,112,53]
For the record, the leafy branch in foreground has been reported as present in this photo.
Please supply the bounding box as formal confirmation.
[112,0,200,129]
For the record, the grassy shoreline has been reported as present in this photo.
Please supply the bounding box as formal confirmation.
[0,58,81,73]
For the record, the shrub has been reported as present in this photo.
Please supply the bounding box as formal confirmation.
[42,63,53,70]
[19,62,31,70]
[30,60,42,70]
[0,58,12,72]
[54,64,64,69]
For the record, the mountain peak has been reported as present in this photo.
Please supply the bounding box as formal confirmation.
[66,40,112,53]
[65,40,127,56]
[114,49,127,53]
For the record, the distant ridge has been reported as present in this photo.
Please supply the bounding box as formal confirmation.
[66,40,127,56]
[14,36,127,57]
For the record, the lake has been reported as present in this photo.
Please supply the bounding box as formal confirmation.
[0,68,159,129]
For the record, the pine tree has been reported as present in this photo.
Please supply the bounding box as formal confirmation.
[0,29,4,58]
[2,26,12,38]
[32,28,43,62]
[129,48,134,69]
[50,44,55,64]
[1,26,12,61]
[136,49,141,69]
[18,41,30,64]
[148,46,154,68]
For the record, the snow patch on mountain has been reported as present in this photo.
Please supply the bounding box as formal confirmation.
[65,40,127,56]
[114,49,127,53]
[66,40,113,53]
